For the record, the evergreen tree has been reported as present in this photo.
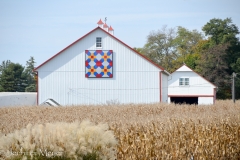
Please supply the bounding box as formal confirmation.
[23,56,37,92]
[0,63,25,92]
[0,60,12,91]
[0,60,11,75]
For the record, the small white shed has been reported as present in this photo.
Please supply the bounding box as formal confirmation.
[168,64,216,105]
[34,20,169,105]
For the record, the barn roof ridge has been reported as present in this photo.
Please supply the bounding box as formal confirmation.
[34,26,165,71]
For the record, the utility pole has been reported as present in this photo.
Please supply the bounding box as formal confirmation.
[232,72,236,103]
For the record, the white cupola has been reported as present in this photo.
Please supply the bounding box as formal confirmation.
[97,19,104,28]
[108,26,114,35]
[97,18,114,35]
[103,23,109,32]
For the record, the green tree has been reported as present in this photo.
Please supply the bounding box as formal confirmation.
[0,60,11,75]
[180,39,211,70]
[172,26,203,70]
[23,56,36,92]
[25,84,36,92]
[133,47,144,54]
[202,18,240,71]
[201,18,240,99]
[0,60,12,91]
[184,53,201,70]
[196,44,231,99]
[202,18,239,45]
[174,26,203,58]
[231,58,240,99]
[231,58,240,73]
[171,27,203,71]
[142,26,177,72]
[0,63,25,92]
[142,26,204,72]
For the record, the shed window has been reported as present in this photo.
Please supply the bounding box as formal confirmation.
[96,37,102,48]
[179,78,189,86]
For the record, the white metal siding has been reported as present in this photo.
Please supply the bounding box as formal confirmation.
[168,97,171,103]
[161,72,168,103]
[39,71,159,105]
[168,71,215,96]
[168,69,215,104]
[198,97,214,105]
[37,29,163,105]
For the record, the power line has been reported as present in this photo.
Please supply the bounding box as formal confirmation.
[69,87,159,90]
[68,88,102,103]
[69,84,214,91]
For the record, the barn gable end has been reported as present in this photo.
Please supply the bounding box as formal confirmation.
[168,64,217,105]
[35,24,168,105]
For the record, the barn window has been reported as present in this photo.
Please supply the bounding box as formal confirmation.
[96,37,102,48]
[179,78,189,86]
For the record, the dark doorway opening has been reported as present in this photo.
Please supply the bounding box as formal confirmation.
[171,97,198,105]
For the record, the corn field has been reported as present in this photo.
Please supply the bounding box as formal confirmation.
[0,100,240,159]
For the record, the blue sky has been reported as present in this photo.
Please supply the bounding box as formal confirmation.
[0,0,239,67]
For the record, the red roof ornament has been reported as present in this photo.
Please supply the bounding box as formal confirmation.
[97,19,104,25]
[103,23,109,28]
[109,26,114,31]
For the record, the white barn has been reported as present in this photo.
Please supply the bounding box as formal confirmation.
[168,64,217,105]
[34,20,169,105]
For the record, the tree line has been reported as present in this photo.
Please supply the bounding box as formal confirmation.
[134,18,240,99]
[0,57,36,92]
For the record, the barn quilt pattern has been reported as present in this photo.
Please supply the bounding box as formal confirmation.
[85,50,113,78]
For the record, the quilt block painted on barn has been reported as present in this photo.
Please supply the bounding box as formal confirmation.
[85,50,113,78]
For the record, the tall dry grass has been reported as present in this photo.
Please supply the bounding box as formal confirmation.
[0,100,240,159]
[0,120,117,160]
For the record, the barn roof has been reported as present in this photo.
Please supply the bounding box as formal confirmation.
[172,64,217,88]
[34,26,166,72]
